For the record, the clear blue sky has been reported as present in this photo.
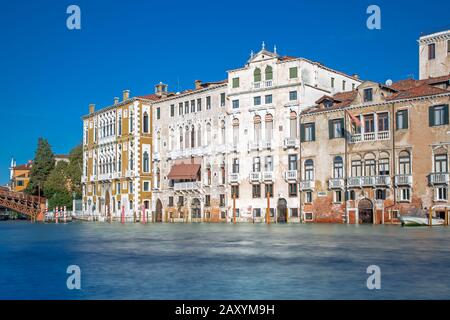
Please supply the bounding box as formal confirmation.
[0,0,449,184]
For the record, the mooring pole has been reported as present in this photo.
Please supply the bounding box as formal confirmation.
[429,207,433,227]
[445,208,449,226]
[266,192,270,225]
[233,193,236,224]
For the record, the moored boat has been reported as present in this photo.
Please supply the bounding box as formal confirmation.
[399,216,444,227]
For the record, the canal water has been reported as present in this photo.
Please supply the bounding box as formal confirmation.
[1,221,449,300]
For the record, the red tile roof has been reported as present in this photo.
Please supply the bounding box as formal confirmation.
[389,74,450,91]
[386,84,448,101]
[137,93,164,101]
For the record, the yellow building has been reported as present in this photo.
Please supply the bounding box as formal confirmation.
[10,160,32,192]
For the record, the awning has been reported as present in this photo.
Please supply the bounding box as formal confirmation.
[167,164,201,180]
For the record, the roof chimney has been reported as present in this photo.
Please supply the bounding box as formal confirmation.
[154,82,168,97]
[114,97,119,105]
[89,104,95,114]
[123,90,130,101]
[352,74,360,79]
[194,80,202,90]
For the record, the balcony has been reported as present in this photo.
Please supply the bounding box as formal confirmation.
[248,141,261,151]
[153,152,160,161]
[328,178,345,189]
[395,174,413,186]
[429,173,450,185]
[284,170,298,182]
[125,170,133,178]
[361,176,375,187]
[261,141,272,150]
[347,177,362,188]
[283,138,299,149]
[174,182,202,192]
[229,173,240,184]
[262,171,274,182]
[300,180,315,191]
[252,80,273,90]
[349,131,390,144]
[90,174,96,182]
[375,175,391,187]
[249,172,262,183]
[111,172,120,179]
[265,80,273,88]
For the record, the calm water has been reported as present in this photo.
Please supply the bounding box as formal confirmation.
[0,221,450,300]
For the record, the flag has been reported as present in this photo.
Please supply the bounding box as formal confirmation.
[346,110,361,127]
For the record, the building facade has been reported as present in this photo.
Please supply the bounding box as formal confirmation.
[419,29,450,80]
[9,160,32,192]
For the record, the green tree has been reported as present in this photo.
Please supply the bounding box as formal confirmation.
[25,138,55,196]
[67,144,83,199]
[44,161,72,210]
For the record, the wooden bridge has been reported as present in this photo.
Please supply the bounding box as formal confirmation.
[0,187,46,221]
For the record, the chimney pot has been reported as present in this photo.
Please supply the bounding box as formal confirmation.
[194,80,202,89]
[114,97,119,105]
[123,90,130,101]
[89,104,95,114]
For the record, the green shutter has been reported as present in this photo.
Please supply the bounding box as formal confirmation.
[445,105,449,125]
[312,123,316,141]
[329,120,334,139]
[300,124,305,142]
[404,110,409,129]
[289,67,298,79]
[429,106,435,127]
[232,77,239,88]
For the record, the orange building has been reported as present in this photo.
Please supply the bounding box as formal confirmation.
[10,160,32,192]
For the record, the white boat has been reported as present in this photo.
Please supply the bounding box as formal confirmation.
[399,216,445,227]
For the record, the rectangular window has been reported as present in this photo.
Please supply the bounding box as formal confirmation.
[252,184,261,198]
[399,188,411,202]
[288,154,298,171]
[170,104,175,117]
[190,100,195,113]
[364,114,375,132]
[254,96,261,106]
[378,112,389,132]
[232,77,240,88]
[428,43,436,60]
[331,77,335,88]
[206,96,211,110]
[436,187,448,201]
[289,91,297,101]
[178,196,184,206]
[231,186,239,198]
[301,123,315,142]
[334,190,343,203]
[363,88,373,102]
[291,208,299,217]
[253,157,261,172]
[179,103,183,115]
[265,184,274,198]
[197,98,202,112]
[220,93,226,107]
[288,183,297,197]
[205,195,211,207]
[305,191,313,204]
[265,94,273,104]
[342,80,346,91]
[253,208,261,218]
[232,99,239,109]
[169,196,174,207]
[265,156,273,172]
[396,110,408,130]
[129,181,134,193]
[429,105,449,126]
[329,118,344,139]
[156,107,160,120]
[304,212,313,221]
[185,101,189,114]
[448,40,450,53]
[289,67,298,79]
[143,181,150,192]
[232,158,239,173]
[375,189,386,200]
[220,194,225,207]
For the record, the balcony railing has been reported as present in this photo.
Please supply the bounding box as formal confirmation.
[265,80,273,87]
[249,172,262,183]
[229,173,240,184]
[429,173,450,185]
[328,178,345,189]
[375,175,391,186]
[125,170,133,178]
[300,180,315,191]
[248,141,261,151]
[261,141,272,150]
[284,170,298,181]
[283,138,299,149]
[395,175,413,186]
[153,152,160,161]
[347,177,362,188]
[349,131,390,144]
[262,171,274,182]
[174,182,202,191]
[361,176,375,187]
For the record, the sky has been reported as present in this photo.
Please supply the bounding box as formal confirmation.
[0,0,449,184]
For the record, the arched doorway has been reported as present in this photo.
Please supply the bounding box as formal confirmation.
[191,198,201,220]
[155,199,163,223]
[277,198,288,223]
[358,198,373,224]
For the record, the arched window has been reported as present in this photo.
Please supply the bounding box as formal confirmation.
[265,114,273,141]
[118,154,122,172]
[156,168,160,189]
[398,151,411,175]
[130,152,134,170]
[379,158,390,176]
[333,156,343,178]
[254,115,262,142]
[220,120,226,144]
[434,153,448,173]
[289,111,297,139]
[304,159,314,180]
[265,66,273,80]
[351,159,362,177]
[191,125,195,148]
[185,126,190,149]
[254,68,261,82]
[232,118,239,146]
[143,112,149,133]
[118,116,122,135]
[197,125,202,147]
[170,129,175,151]
[179,127,183,150]
[364,154,376,176]
[206,123,212,145]
[143,152,149,173]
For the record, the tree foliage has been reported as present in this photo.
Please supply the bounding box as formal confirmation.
[67,144,83,199]
[25,138,55,196]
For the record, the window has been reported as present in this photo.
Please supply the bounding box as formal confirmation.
[169,196,174,207]
[265,114,273,141]
[252,184,261,198]
[352,160,362,177]
[178,103,183,116]
[254,68,261,82]
[301,123,315,142]
[435,154,448,173]
[143,181,150,192]
[143,112,149,133]
[232,158,239,173]
[364,159,376,176]
[118,116,122,135]
[331,77,335,88]
[184,101,189,114]
[232,77,240,88]
[232,100,239,109]
[265,184,274,198]
[334,190,343,203]
[333,156,343,178]
[379,158,390,175]
[289,67,298,79]
[448,40,450,54]
[265,94,272,104]
[304,159,314,180]
[396,110,408,130]
[342,80,346,91]
[265,156,273,172]
[288,155,298,171]
[233,120,239,146]
[156,108,160,120]
[288,183,297,197]
[329,118,344,139]
[305,192,313,204]
[220,93,226,107]
[205,195,211,207]
[129,181,134,193]
[220,194,225,207]
[190,100,195,113]
[376,189,386,200]
[399,188,411,202]
[289,112,297,139]
[289,91,297,101]
[363,88,373,102]
[178,196,184,206]
[265,66,273,80]
[291,208,299,217]
[231,186,239,198]
[346,190,356,201]
[428,43,436,60]
[143,152,149,173]
[254,96,261,106]
[399,151,411,174]
[429,105,449,126]
[378,112,389,132]
[364,114,375,132]
[206,96,211,110]
[253,157,261,172]
[253,208,261,217]
[436,187,448,201]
